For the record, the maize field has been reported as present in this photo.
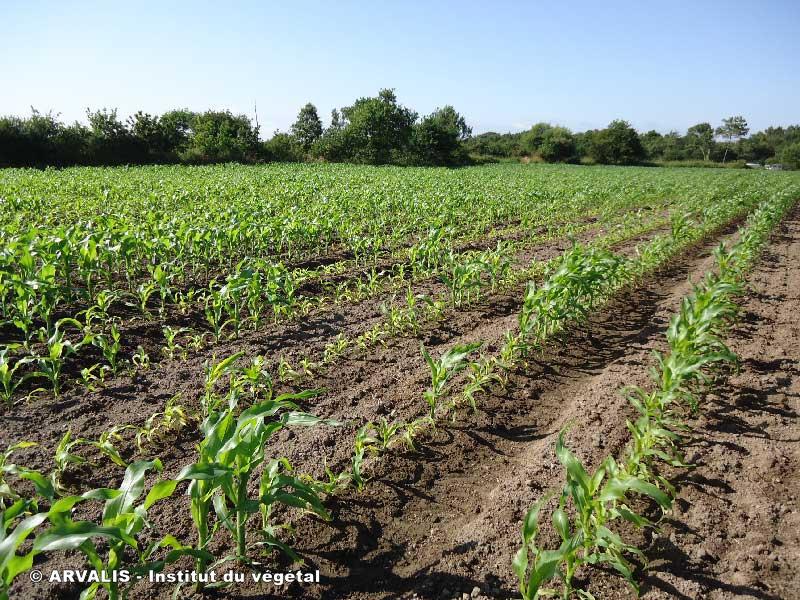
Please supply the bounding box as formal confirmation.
[1,162,799,599]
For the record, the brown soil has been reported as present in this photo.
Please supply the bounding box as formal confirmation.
[6,208,797,600]
[626,210,800,600]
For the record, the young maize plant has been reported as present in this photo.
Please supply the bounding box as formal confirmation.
[408,227,451,275]
[176,390,336,576]
[234,356,274,399]
[421,341,482,423]
[322,333,350,365]
[515,431,672,600]
[350,423,380,492]
[135,281,157,319]
[0,442,40,510]
[92,322,123,375]
[441,257,488,308]
[50,430,89,496]
[277,356,302,382]
[132,346,150,370]
[136,395,196,452]
[517,245,626,350]
[77,289,117,331]
[460,356,503,412]
[33,321,91,396]
[257,457,331,562]
[203,287,227,342]
[19,460,207,600]
[0,348,34,406]
[161,325,189,359]
[202,351,244,415]
[85,425,134,468]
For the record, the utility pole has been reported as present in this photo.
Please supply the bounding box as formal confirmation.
[254,100,260,137]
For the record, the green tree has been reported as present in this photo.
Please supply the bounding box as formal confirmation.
[86,108,142,164]
[521,123,553,156]
[87,108,127,139]
[128,111,167,157]
[329,109,343,131]
[411,105,472,166]
[737,131,774,163]
[780,141,800,169]
[263,132,304,162]
[686,123,715,161]
[290,103,323,152]
[331,88,417,164]
[462,131,524,157]
[53,121,90,165]
[185,111,259,163]
[661,131,686,161]
[538,126,576,162]
[715,115,749,163]
[588,120,645,165]
[159,109,195,154]
[641,130,665,160]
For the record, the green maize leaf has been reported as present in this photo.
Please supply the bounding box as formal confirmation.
[236,398,295,423]
[12,468,54,502]
[274,389,323,403]
[512,546,529,591]
[526,548,565,598]
[0,512,48,582]
[281,411,341,428]
[555,431,591,493]
[103,459,162,522]
[49,488,121,515]
[32,521,136,553]
[600,475,671,510]
[1,500,34,534]
[589,550,638,591]
[208,351,244,381]
[438,341,482,372]
[143,479,179,510]
[258,530,303,564]
[552,508,570,541]
[613,506,653,528]
[5,442,37,453]
[212,495,235,533]
[522,493,552,543]
[136,535,214,574]
[177,462,231,481]
[595,525,644,559]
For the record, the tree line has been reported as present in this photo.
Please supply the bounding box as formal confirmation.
[0,89,471,168]
[467,117,800,168]
[1,90,798,169]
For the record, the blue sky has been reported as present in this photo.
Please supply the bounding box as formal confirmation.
[2,0,798,136]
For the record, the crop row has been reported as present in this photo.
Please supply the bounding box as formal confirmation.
[513,190,799,599]
[0,201,665,405]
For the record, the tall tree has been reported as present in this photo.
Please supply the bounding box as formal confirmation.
[521,123,553,155]
[641,130,666,160]
[186,110,259,163]
[686,123,715,161]
[715,116,749,163]
[329,109,343,131]
[290,103,323,152]
[330,88,417,164]
[588,120,645,165]
[538,126,576,162]
[411,105,472,166]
